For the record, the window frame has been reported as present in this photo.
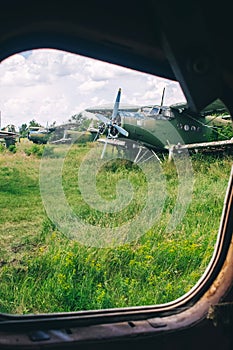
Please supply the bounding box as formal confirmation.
[1,2,233,346]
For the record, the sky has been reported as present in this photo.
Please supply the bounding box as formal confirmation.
[0,49,186,130]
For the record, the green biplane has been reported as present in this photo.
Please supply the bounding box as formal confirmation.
[28,123,96,145]
[86,88,233,159]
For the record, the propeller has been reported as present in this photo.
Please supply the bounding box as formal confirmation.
[95,88,129,158]
[95,88,129,140]
[96,113,129,138]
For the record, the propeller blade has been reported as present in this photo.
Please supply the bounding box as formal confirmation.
[114,124,129,137]
[101,140,108,159]
[93,132,99,141]
[112,88,121,120]
[96,113,111,125]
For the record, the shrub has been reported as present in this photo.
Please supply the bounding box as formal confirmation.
[0,143,5,152]
[8,145,17,153]
[24,144,45,157]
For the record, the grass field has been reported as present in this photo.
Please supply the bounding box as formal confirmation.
[0,140,232,314]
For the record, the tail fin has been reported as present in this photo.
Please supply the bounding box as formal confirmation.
[112,88,121,120]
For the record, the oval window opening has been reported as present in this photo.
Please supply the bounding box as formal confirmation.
[0,49,232,314]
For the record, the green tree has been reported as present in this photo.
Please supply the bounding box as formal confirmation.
[68,113,83,123]
[68,113,93,131]
[29,119,42,128]
[19,123,28,138]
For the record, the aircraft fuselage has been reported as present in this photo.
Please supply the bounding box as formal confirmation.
[120,108,220,150]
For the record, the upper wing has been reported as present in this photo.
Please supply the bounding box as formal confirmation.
[200,99,228,116]
[171,99,227,116]
[85,105,140,115]
[0,130,16,138]
[170,102,188,111]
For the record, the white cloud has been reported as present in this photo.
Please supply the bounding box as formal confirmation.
[79,80,108,93]
[0,48,186,128]
[82,59,133,82]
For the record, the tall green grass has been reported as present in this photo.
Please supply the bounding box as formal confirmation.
[0,141,232,314]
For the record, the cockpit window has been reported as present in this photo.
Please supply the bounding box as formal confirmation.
[149,106,160,115]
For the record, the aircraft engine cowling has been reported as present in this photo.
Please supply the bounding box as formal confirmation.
[109,124,119,138]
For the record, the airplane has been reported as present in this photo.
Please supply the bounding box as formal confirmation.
[27,125,56,144]
[28,122,98,145]
[49,128,96,144]
[86,88,233,160]
[0,124,18,147]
